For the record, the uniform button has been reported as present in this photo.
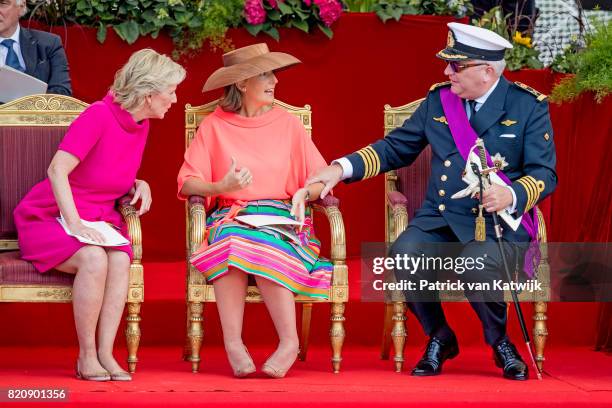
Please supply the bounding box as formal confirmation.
[440,175,448,181]
[471,207,478,214]
[444,160,451,167]
[438,204,446,211]
[439,189,445,197]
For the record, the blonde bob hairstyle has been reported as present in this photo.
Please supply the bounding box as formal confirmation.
[111,49,186,112]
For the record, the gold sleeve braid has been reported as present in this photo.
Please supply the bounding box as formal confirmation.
[516,175,545,213]
[355,146,381,180]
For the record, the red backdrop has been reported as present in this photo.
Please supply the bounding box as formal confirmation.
[2,14,608,348]
[36,14,609,260]
[39,13,608,260]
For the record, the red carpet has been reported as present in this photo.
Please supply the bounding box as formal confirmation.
[1,345,611,407]
[2,260,609,407]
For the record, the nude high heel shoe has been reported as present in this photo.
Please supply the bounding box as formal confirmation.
[262,349,298,379]
[227,345,256,378]
[75,361,111,382]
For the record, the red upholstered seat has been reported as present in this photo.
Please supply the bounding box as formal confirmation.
[0,126,67,240]
[0,126,68,286]
[396,146,432,219]
[0,251,73,285]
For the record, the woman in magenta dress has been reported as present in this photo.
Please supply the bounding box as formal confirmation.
[13,49,185,381]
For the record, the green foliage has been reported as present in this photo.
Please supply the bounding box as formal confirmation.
[374,0,471,23]
[173,0,244,58]
[551,19,612,103]
[504,42,543,70]
[550,38,582,74]
[343,0,376,12]
[471,6,508,36]
[473,7,542,71]
[374,0,418,22]
[27,0,244,58]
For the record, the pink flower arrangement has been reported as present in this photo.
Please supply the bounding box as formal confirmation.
[244,0,266,25]
[267,0,285,8]
[313,0,342,27]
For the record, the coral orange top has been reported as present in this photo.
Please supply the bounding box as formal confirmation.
[177,106,327,207]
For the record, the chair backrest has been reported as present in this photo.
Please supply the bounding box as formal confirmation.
[184,99,313,290]
[383,99,550,293]
[184,99,312,149]
[0,94,88,249]
[383,99,431,241]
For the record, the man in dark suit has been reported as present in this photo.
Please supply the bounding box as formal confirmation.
[308,23,557,381]
[0,0,71,95]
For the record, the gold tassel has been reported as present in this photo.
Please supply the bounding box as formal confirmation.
[475,205,486,242]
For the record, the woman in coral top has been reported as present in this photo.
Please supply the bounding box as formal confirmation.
[177,44,331,378]
[14,49,185,381]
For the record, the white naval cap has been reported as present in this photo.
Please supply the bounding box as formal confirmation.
[437,22,513,61]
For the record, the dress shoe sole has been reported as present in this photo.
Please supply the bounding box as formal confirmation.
[503,372,529,381]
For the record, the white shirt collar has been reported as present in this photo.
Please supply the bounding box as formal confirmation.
[474,78,500,105]
[1,24,20,44]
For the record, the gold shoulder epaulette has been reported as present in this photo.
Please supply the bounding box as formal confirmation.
[429,81,451,92]
[514,81,547,102]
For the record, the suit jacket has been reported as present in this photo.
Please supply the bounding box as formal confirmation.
[344,77,557,243]
[18,27,72,96]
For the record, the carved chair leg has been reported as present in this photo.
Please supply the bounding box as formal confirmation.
[188,301,204,373]
[381,303,394,360]
[533,301,548,372]
[183,303,192,361]
[330,302,346,374]
[299,303,313,361]
[125,302,142,373]
[391,301,407,373]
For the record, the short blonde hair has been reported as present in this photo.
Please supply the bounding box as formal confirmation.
[219,84,243,113]
[111,49,186,112]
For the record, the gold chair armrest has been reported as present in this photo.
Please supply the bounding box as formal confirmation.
[311,198,346,264]
[118,195,142,263]
[187,196,207,257]
[386,191,408,242]
[312,198,347,301]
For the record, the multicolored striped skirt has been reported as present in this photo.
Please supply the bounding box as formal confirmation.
[189,199,332,299]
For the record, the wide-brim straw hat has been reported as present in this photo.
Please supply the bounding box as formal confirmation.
[202,43,301,92]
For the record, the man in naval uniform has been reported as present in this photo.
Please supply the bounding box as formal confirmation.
[307,22,557,380]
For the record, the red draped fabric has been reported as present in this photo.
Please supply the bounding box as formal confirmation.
[11,14,609,348]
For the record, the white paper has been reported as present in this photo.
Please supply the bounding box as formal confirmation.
[0,65,48,103]
[235,214,302,228]
[261,225,302,245]
[57,217,130,247]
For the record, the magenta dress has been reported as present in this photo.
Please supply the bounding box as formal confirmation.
[13,93,149,272]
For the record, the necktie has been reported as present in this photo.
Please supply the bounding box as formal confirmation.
[468,100,477,122]
[1,39,25,72]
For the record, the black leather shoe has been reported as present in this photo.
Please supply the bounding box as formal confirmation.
[411,335,459,376]
[493,340,529,381]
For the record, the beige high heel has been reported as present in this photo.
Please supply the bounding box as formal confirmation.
[227,345,256,378]
[109,371,132,381]
[262,350,298,379]
[75,361,111,382]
